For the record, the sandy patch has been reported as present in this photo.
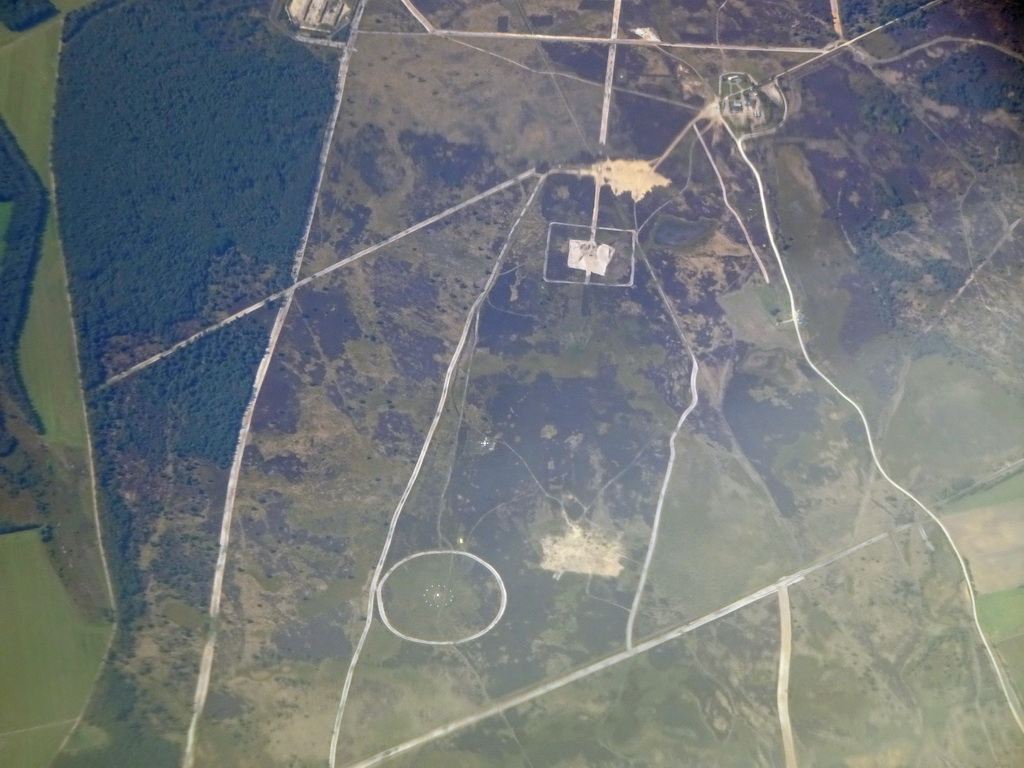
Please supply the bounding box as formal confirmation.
[540,522,623,577]
[588,159,671,201]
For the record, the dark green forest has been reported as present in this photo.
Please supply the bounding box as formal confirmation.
[0,0,56,31]
[55,0,335,386]
[0,116,47,436]
[841,0,928,33]
[921,49,1024,118]
[89,308,275,628]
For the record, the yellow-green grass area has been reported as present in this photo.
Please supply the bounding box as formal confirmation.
[0,19,60,180]
[881,355,1024,488]
[996,633,1024,704]
[977,587,1024,644]
[944,470,1024,595]
[18,219,88,448]
[946,470,1024,515]
[0,530,110,768]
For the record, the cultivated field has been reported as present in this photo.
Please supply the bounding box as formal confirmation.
[0,531,109,768]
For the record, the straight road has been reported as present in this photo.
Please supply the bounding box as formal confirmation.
[101,170,536,389]
[625,250,701,649]
[327,179,546,768]
[181,3,371,765]
[777,585,798,768]
[339,529,900,768]
[722,102,1024,736]
[597,0,623,146]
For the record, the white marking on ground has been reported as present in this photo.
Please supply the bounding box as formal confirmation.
[327,179,545,768]
[338,529,902,768]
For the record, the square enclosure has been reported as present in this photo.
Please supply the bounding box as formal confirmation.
[544,222,636,287]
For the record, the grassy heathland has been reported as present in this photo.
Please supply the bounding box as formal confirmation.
[0,530,109,768]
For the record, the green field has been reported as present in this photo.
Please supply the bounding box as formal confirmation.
[0,7,90,447]
[0,530,110,768]
[946,470,1024,515]
[0,20,60,180]
[978,587,1024,644]
[18,220,88,448]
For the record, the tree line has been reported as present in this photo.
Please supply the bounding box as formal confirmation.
[55,0,335,386]
[0,117,46,435]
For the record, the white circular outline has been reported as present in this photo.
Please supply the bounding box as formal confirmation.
[375,549,508,646]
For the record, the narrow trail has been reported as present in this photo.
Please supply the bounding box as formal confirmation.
[0,718,77,738]
[862,34,1024,66]
[830,0,844,40]
[695,123,771,283]
[327,179,544,768]
[722,117,1024,736]
[100,170,535,390]
[337,528,900,768]
[625,250,700,649]
[399,0,433,32]
[45,23,118,759]
[776,585,798,768]
[181,4,369,764]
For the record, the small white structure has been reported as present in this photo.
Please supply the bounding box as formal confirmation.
[630,27,661,42]
[567,239,615,277]
[287,0,349,33]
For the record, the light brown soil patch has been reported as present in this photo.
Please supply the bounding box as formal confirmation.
[540,522,623,577]
[588,159,671,201]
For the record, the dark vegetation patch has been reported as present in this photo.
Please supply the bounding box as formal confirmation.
[0,0,56,31]
[853,77,911,134]
[610,91,692,157]
[53,665,180,768]
[273,609,351,663]
[90,308,275,627]
[296,285,362,359]
[920,48,1024,119]
[250,359,303,435]
[348,123,406,196]
[55,0,335,385]
[841,0,930,34]
[541,173,594,223]
[651,215,714,247]
[722,369,820,517]
[0,117,46,432]
[398,130,499,191]
[541,41,607,81]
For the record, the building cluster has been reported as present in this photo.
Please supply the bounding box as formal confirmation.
[286,0,350,34]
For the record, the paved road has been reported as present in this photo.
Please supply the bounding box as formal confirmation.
[777,585,798,768]
[181,3,371,766]
[724,96,1024,736]
[328,180,546,768]
[624,260,701,649]
[339,529,900,768]
[101,170,536,390]
[597,0,623,146]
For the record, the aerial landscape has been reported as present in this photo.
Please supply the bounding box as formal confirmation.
[0,0,1023,766]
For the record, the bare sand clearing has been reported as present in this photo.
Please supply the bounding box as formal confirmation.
[588,159,671,201]
[540,522,624,577]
